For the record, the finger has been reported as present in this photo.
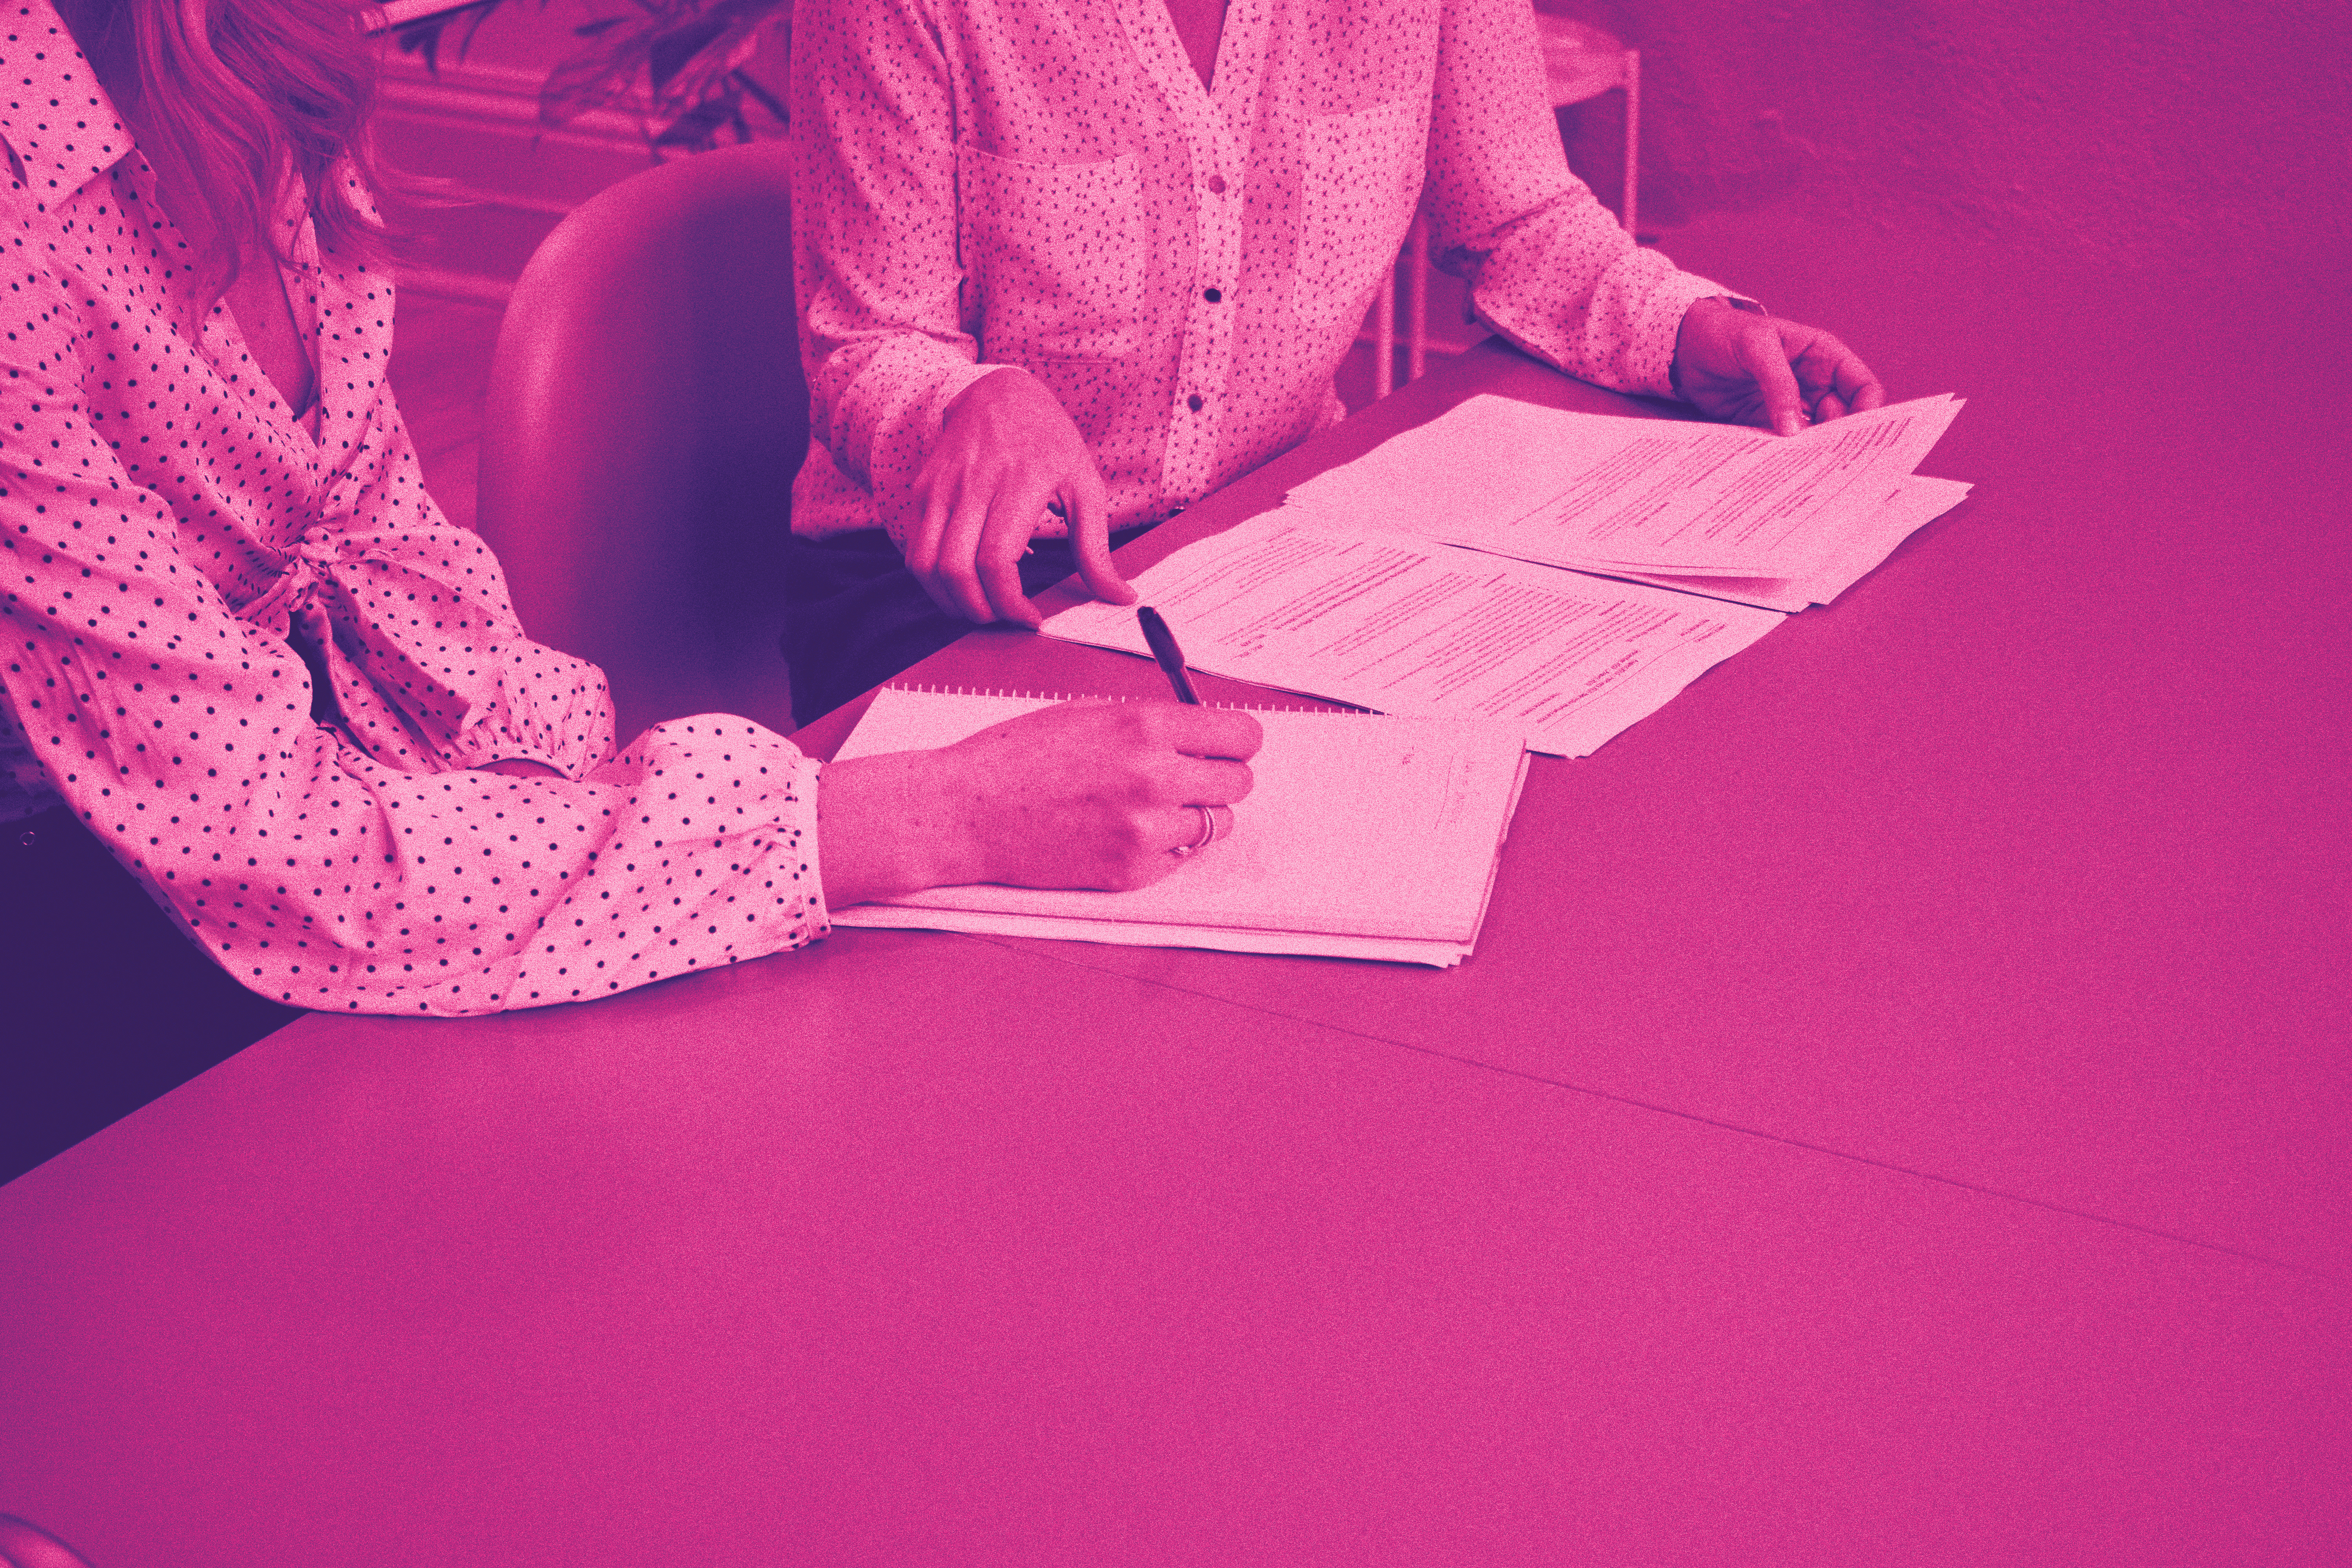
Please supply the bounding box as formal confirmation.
[974,488,1046,629]
[974,539,1038,628]
[935,480,1000,624]
[1798,331,1886,415]
[904,470,969,621]
[1740,323,1809,436]
[1842,354,1888,411]
[985,469,1076,626]
[1156,754,1256,808]
[1160,804,1221,857]
[1152,706,1264,762]
[1066,467,1135,608]
[1814,390,1849,423]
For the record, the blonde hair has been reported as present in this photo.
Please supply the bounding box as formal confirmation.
[89,0,399,286]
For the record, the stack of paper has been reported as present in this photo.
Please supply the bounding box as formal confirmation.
[1038,513,1785,758]
[1281,393,1967,605]
[828,687,1530,967]
[1040,393,1966,746]
[1610,472,1972,612]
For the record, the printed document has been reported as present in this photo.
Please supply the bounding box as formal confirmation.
[1036,513,1783,757]
[1283,393,1963,581]
[1590,474,1975,612]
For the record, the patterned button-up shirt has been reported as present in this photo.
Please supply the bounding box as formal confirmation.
[789,0,1728,546]
[0,1,826,1016]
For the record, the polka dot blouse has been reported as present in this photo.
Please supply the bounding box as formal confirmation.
[788,0,1730,547]
[0,6,828,1016]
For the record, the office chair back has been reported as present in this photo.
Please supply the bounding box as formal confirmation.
[0,1515,94,1568]
[477,140,806,743]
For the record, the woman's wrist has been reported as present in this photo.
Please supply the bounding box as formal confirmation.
[816,749,980,906]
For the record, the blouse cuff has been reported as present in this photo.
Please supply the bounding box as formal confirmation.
[829,339,1004,475]
[792,754,835,940]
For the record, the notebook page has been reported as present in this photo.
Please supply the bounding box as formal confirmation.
[830,689,1529,944]
[832,901,1480,967]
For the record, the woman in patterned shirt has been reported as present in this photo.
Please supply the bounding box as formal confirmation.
[784,0,1887,722]
[0,0,1257,1177]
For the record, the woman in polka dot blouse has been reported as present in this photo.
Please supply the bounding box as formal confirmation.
[783,0,1885,722]
[0,0,1260,1059]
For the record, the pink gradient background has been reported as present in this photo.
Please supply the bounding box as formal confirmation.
[4,0,2348,1561]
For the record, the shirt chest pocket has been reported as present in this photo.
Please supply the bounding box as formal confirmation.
[959,146,1148,361]
[1292,95,1428,332]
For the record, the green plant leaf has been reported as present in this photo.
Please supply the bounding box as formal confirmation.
[528,0,791,143]
[649,15,730,95]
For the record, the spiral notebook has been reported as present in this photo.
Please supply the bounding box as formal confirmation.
[827,686,1533,967]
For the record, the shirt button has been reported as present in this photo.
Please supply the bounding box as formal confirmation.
[1187,394,1205,412]
[1206,175,1228,194]
[1203,287,1222,303]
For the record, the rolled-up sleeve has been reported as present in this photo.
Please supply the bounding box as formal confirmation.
[789,0,1011,547]
[1423,0,1722,398]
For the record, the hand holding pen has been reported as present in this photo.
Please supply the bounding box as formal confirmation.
[1136,605,1234,854]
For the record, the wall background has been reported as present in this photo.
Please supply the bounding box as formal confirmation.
[380,0,2350,423]
[397,0,2350,289]
[1551,0,2348,280]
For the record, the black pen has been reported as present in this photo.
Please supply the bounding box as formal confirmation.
[1136,606,1201,705]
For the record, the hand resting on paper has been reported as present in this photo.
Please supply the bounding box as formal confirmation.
[906,368,1140,627]
[816,701,1262,906]
[1672,296,1886,437]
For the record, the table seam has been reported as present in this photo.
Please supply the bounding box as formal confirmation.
[969,935,2345,1284]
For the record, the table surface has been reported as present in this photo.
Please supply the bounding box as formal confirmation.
[4,310,2346,1566]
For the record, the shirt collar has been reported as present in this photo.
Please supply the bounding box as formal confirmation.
[0,0,134,205]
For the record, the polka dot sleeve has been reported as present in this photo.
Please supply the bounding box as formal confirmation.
[0,190,829,1017]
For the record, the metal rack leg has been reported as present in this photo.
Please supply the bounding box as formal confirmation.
[1406,215,1428,383]
[1623,50,1640,237]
